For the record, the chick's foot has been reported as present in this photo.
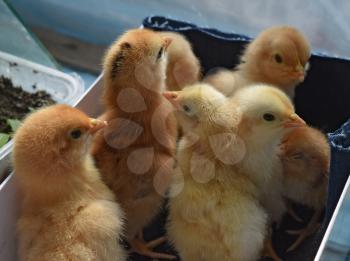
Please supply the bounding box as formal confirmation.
[130,235,176,260]
[286,202,303,223]
[262,237,282,261]
[287,221,321,252]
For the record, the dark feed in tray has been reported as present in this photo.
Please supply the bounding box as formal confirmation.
[0,76,55,134]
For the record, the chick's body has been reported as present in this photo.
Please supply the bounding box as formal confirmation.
[160,31,201,91]
[13,105,125,261]
[169,142,267,261]
[280,126,330,251]
[205,26,311,98]
[281,127,329,208]
[240,132,286,224]
[164,84,267,261]
[92,29,177,259]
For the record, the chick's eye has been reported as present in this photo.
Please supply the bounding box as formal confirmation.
[263,113,275,122]
[182,104,197,117]
[70,129,82,139]
[183,104,191,113]
[156,47,164,60]
[274,54,283,64]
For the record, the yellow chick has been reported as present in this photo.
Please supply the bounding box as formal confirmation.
[160,31,201,91]
[13,105,126,261]
[280,126,330,251]
[164,83,268,261]
[230,85,306,260]
[231,85,305,222]
[205,26,311,98]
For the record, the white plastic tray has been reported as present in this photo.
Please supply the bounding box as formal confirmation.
[0,173,18,261]
[0,51,85,181]
[0,73,343,260]
[0,51,84,104]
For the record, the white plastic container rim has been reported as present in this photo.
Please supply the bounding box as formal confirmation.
[0,50,85,169]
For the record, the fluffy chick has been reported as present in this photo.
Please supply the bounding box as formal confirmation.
[232,85,305,222]
[92,28,177,259]
[280,126,330,251]
[13,105,126,261]
[160,31,201,91]
[164,83,268,261]
[205,26,311,98]
[231,85,306,260]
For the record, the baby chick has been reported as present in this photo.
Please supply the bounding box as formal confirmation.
[160,31,201,91]
[92,29,177,259]
[205,26,311,98]
[13,105,126,261]
[164,83,268,261]
[280,126,330,251]
[231,85,306,260]
[231,85,305,221]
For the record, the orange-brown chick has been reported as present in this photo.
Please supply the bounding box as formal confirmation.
[160,31,201,91]
[205,26,311,98]
[13,104,126,261]
[92,28,177,259]
[280,126,330,251]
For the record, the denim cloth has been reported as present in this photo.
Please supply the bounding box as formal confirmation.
[126,16,350,261]
[143,16,350,133]
[327,120,350,220]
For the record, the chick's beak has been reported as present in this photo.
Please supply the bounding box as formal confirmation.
[283,113,306,129]
[294,64,305,81]
[162,91,180,108]
[88,118,108,134]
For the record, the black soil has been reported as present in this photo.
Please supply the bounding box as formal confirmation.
[0,76,55,134]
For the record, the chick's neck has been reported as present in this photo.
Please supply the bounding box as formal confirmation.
[238,132,282,187]
[185,126,232,164]
[21,156,106,208]
[179,134,259,197]
[239,61,295,91]
[104,72,166,110]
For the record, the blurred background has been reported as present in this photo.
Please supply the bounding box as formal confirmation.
[3,0,350,87]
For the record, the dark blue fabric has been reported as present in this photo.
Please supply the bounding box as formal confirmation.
[327,120,350,220]
[127,15,350,260]
[143,16,350,132]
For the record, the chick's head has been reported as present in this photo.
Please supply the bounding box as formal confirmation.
[234,85,306,146]
[13,105,106,177]
[163,83,228,136]
[241,26,311,90]
[104,28,172,92]
[281,127,330,184]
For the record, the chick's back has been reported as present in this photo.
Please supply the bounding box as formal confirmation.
[92,28,177,240]
[160,31,201,91]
